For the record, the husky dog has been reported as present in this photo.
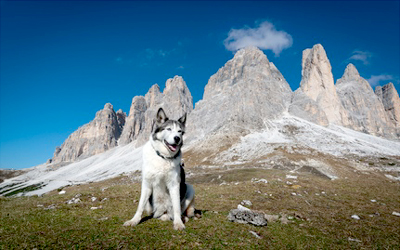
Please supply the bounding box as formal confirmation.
[123,108,195,230]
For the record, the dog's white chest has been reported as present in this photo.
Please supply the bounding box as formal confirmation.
[142,141,180,182]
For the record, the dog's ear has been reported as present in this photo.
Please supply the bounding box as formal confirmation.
[178,113,186,126]
[156,108,168,125]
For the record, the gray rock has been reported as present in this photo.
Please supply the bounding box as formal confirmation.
[289,88,329,126]
[228,204,268,226]
[120,76,193,146]
[187,46,292,143]
[376,82,400,130]
[52,103,123,163]
[297,44,349,126]
[336,64,396,138]
[118,96,147,145]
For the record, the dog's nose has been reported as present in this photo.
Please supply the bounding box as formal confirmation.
[174,136,181,144]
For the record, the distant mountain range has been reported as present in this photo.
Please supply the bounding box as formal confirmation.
[51,44,400,165]
[1,44,399,196]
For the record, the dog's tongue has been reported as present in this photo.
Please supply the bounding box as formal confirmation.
[167,143,177,152]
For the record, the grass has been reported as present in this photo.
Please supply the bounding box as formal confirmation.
[1,168,399,249]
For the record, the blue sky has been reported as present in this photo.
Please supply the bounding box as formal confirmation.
[1,1,399,169]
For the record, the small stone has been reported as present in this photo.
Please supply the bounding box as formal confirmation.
[90,206,103,210]
[370,199,377,203]
[228,207,268,227]
[249,230,262,239]
[351,214,360,220]
[254,178,268,184]
[237,204,251,211]
[392,211,400,217]
[58,190,66,195]
[286,175,298,179]
[348,237,361,243]
[91,197,97,202]
[241,200,253,207]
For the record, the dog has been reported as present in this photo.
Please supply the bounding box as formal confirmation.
[123,108,195,230]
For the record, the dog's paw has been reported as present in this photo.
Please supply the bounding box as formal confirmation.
[173,220,185,230]
[123,219,139,227]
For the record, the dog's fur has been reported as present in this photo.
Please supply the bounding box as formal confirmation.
[123,108,195,230]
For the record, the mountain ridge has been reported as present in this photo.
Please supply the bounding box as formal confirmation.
[50,44,400,165]
[2,44,398,196]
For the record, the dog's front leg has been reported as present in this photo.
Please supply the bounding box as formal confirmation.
[123,182,152,227]
[169,183,185,230]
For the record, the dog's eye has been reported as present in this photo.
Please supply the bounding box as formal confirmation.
[167,128,172,131]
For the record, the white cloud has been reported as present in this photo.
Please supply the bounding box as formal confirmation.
[349,50,373,65]
[367,74,393,87]
[223,21,293,56]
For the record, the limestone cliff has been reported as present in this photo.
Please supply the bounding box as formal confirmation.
[336,64,395,137]
[52,103,124,163]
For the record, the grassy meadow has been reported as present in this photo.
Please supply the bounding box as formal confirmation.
[1,168,399,249]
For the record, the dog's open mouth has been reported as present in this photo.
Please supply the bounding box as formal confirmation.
[164,140,179,152]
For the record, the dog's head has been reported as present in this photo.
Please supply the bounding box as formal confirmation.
[152,108,186,155]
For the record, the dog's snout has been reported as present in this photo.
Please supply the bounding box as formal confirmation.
[174,136,181,144]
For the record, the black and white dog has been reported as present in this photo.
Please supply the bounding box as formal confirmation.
[123,108,195,230]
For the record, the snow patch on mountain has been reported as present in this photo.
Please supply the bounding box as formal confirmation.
[216,114,400,164]
[0,143,143,196]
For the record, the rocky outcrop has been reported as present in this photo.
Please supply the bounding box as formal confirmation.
[336,64,395,137]
[119,76,193,146]
[118,96,147,145]
[52,103,124,163]
[289,89,329,126]
[295,44,348,126]
[375,82,400,129]
[187,46,293,142]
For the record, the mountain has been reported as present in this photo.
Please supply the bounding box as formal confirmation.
[375,82,400,132]
[119,75,193,146]
[289,44,348,126]
[186,46,292,144]
[51,103,125,164]
[336,64,395,138]
[2,44,400,196]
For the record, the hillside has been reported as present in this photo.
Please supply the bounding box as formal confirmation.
[1,44,399,197]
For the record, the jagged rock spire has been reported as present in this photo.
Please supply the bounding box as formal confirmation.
[119,76,193,146]
[52,103,125,163]
[376,82,400,129]
[336,64,395,137]
[187,46,292,143]
[290,44,348,126]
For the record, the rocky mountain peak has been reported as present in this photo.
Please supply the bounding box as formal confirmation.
[336,64,371,91]
[187,47,292,143]
[52,103,124,163]
[119,76,193,146]
[145,84,163,108]
[103,103,114,110]
[203,46,281,100]
[376,82,400,129]
[336,66,395,137]
[297,43,348,126]
[337,63,360,83]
